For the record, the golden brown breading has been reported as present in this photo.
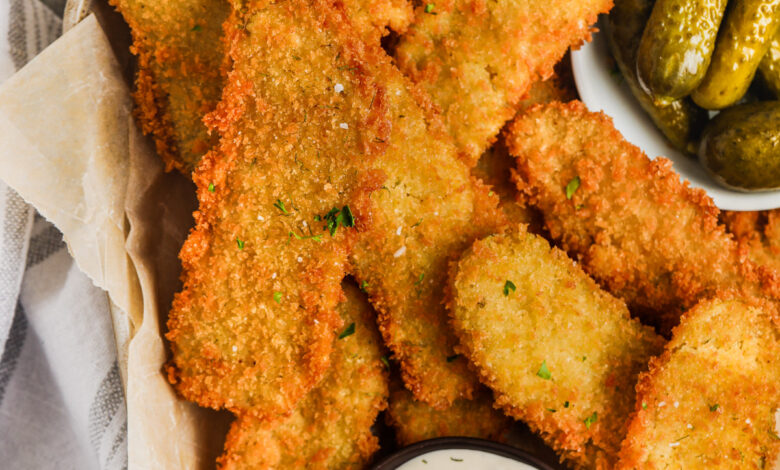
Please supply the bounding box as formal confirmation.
[722,210,780,273]
[218,282,389,470]
[450,226,664,469]
[617,296,780,469]
[394,0,611,165]
[167,0,502,418]
[109,0,230,173]
[386,381,512,446]
[111,0,413,173]
[506,101,780,333]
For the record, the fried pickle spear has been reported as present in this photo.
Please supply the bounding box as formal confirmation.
[617,296,780,469]
[386,381,511,446]
[218,282,388,470]
[167,0,502,417]
[450,227,664,469]
[394,0,611,165]
[111,0,413,173]
[506,101,780,332]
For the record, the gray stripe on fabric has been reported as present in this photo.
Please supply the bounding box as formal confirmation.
[8,0,28,69]
[87,363,124,451]
[0,304,28,405]
[25,222,65,268]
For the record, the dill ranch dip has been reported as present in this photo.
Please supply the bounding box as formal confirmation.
[395,449,540,470]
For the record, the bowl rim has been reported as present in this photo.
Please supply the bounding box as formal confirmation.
[369,437,559,470]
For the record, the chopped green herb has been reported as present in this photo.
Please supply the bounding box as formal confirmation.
[709,404,720,412]
[339,322,356,339]
[236,238,245,250]
[675,434,690,442]
[565,176,581,199]
[380,356,390,368]
[207,183,215,192]
[584,412,598,429]
[273,292,282,303]
[450,457,463,462]
[642,402,647,409]
[576,204,585,210]
[412,218,423,228]
[547,408,557,413]
[191,24,202,32]
[503,280,516,296]
[360,280,369,292]
[582,356,587,361]
[446,354,460,363]
[425,3,436,13]
[289,231,322,242]
[537,360,551,380]
[292,55,302,60]
[564,401,570,408]
[321,205,355,236]
[422,460,428,464]
[274,199,290,215]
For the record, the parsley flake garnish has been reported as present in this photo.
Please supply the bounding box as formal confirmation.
[321,205,355,236]
[450,457,463,462]
[584,412,598,429]
[207,183,215,192]
[274,199,290,215]
[709,404,720,412]
[446,354,460,363]
[380,356,390,368]
[537,360,551,380]
[564,401,570,408]
[289,231,322,242]
[422,460,428,464]
[191,24,202,32]
[236,238,245,250]
[565,176,581,199]
[503,280,516,296]
[339,322,356,339]
[642,402,647,409]
[425,3,436,13]
[547,408,557,413]
[273,292,282,303]
[360,280,369,292]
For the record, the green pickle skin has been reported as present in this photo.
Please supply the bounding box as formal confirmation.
[758,29,780,97]
[637,0,728,103]
[693,0,780,109]
[699,102,780,191]
[608,0,708,154]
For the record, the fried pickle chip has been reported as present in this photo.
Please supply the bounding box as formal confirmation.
[618,296,780,469]
[218,282,389,469]
[450,227,663,468]
[395,0,610,165]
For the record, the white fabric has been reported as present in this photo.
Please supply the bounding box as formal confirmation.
[0,1,128,469]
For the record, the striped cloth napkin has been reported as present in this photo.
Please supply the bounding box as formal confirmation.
[0,1,127,468]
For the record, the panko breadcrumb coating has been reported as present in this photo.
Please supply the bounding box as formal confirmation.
[722,210,780,273]
[111,0,413,173]
[506,101,780,333]
[386,382,512,446]
[167,0,503,418]
[617,296,780,469]
[450,227,664,469]
[218,282,388,470]
[395,0,611,165]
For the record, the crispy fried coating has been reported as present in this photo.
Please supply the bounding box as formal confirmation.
[506,101,780,332]
[450,227,664,469]
[617,296,780,469]
[218,282,389,470]
[109,0,230,173]
[394,0,611,165]
[167,0,501,417]
[386,381,512,446]
[112,0,413,174]
[722,210,780,273]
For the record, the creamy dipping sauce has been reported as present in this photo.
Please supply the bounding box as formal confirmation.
[396,449,539,470]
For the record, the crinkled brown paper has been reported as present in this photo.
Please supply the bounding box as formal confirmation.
[0,14,230,470]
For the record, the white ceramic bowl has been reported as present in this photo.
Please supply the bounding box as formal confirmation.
[571,17,780,211]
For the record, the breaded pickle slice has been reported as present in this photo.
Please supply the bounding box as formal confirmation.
[450,227,664,469]
[618,296,780,469]
[386,381,512,447]
[607,0,707,154]
[699,102,780,191]
[637,0,727,103]
[218,282,389,470]
[693,0,780,109]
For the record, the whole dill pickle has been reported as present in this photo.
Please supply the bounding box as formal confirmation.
[758,29,780,97]
[637,0,728,103]
[699,102,780,191]
[607,0,709,154]
[693,0,780,109]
